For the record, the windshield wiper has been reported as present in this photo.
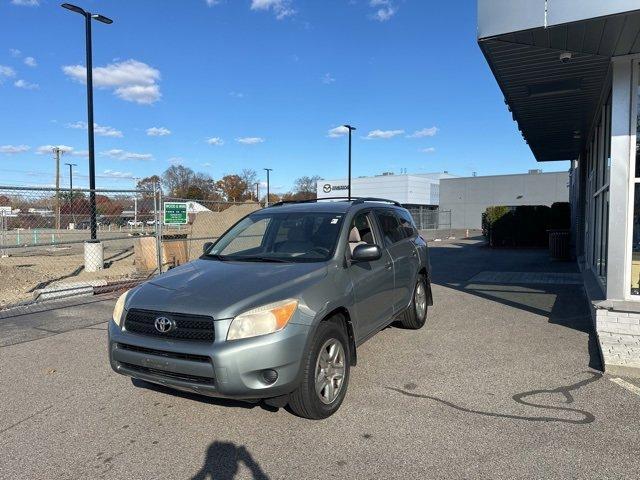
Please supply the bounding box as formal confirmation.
[204,253,227,261]
[230,256,291,263]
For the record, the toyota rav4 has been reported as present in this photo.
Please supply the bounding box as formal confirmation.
[108,198,432,419]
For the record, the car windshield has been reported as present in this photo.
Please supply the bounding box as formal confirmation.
[205,211,344,262]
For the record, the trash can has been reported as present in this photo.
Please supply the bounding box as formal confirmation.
[548,229,570,260]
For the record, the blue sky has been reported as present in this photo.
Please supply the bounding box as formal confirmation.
[0,0,568,192]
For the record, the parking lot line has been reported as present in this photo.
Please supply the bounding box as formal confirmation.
[610,377,640,397]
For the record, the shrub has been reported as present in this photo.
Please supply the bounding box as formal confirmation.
[550,202,571,230]
[484,205,552,248]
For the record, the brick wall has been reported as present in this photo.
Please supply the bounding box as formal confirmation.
[595,308,640,369]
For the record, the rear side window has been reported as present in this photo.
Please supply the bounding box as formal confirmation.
[376,210,405,246]
[395,209,418,238]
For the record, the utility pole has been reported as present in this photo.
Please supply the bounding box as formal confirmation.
[65,163,77,224]
[53,147,64,230]
[342,125,357,200]
[255,182,260,204]
[264,168,273,207]
[133,177,140,228]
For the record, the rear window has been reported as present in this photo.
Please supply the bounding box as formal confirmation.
[376,210,405,246]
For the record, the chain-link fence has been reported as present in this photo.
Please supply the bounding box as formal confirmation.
[407,207,452,235]
[0,185,261,312]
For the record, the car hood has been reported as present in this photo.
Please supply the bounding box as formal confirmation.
[127,258,328,319]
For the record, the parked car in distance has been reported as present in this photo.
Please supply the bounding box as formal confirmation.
[127,220,143,227]
[108,198,433,419]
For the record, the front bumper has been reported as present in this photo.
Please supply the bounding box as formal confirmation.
[108,319,310,400]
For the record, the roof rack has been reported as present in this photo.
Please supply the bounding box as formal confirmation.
[351,197,402,207]
[268,196,402,208]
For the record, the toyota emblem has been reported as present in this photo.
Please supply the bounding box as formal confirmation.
[154,316,175,333]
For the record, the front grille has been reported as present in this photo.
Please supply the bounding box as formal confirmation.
[117,343,210,363]
[120,362,214,385]
[124,309,215,342]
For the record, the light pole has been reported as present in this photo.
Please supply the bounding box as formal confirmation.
[255,182,260,204]
[342,125,356,200]
[61,3,112,240]
[264,168,273,207]
[65,162,77,224]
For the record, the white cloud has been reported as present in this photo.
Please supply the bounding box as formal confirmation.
[250,0,295,20]
[14,79,39,90]
[365,129,404,139]
[62,59,161,104]
[420,147,436,154]
[207,137,224,146]
[202,162,212,168]
[236,137,265,145]
[11,0,39,6]
[408,126,439,138]
[67,121,123,138]
[36,145,74,154]
[229,91,245,98]
[0,145,30,154]
[168,156,184,165]
[369,0,397,22]
[9,49,21,57]
[327,126,349,138]
[322,73,335,84]
[0,65,16,82]
[146,126,171,137]
[70,150,88,157]
[102,169,132,178]
[205,0,220,5]
[23,56,37,67]
[101,149,153,161]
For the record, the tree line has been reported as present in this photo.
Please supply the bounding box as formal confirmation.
[136,165,322,203]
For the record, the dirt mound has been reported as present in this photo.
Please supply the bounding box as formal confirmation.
[188,202,261,259]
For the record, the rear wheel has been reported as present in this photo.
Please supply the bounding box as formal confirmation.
[400,274,428,329]
[288,317,350,420]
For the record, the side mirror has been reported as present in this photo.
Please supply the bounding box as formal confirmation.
[203,241,214,254]
[351,244,382,262]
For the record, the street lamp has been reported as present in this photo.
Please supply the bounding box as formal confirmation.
[264,168,273,207]
[61,3,113,241]
[342,125,356,200]
[65,162,77,224]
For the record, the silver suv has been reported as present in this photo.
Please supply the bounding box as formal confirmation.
[108,198,432,419]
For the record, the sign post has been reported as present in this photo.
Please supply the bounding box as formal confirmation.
[163,202,188,225]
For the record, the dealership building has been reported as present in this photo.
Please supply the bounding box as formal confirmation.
[316,172,456,207]
[478,0,640,374]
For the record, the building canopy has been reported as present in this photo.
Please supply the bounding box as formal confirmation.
[478,0,640,161]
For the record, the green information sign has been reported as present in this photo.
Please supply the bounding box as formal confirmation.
[163,202,188,225]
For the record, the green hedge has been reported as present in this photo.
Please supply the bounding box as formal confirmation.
[483,203,570,248]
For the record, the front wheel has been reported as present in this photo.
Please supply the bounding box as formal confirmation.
[400,274,428,329]
[288,317,350,419]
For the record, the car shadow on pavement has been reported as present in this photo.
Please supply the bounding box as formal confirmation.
[130,378,279,413]
[387,371,601,425]
[191,441,269,480]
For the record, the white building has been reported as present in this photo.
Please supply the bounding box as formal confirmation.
[440,170,569,229]
[316,172,457,207]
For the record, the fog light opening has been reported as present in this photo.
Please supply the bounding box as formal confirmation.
[261,369,278,385]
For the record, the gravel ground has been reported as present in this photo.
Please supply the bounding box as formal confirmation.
[1,239,639,479]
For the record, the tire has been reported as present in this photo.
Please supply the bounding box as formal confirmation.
[288,316,350,420]
[400,274,428,330]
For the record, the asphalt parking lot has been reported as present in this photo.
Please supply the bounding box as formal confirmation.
[1,238,640,479]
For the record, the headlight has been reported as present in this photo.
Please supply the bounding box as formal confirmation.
[227,299,298,341]
[112,290,130,326]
